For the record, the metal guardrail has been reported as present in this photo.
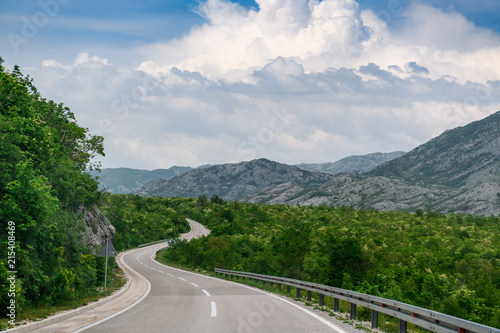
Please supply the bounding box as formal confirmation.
[215,268,500,333]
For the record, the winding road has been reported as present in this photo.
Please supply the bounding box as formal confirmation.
[24,219,358,333]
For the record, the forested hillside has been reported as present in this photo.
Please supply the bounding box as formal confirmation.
[0,58,108,325]
[97,194,191,250]
[158,196,500,327]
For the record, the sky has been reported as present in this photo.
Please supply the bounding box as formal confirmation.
[1,0,500,169]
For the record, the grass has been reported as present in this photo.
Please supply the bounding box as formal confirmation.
[0,266,127,331]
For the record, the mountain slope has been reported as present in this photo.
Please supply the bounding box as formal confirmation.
[297,151,406,174]
[93,166,194,194]
[369,111,500,188]
[246,174,500,216]
[134,158,335,200]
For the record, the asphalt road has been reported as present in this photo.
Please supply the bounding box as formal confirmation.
[78,219,351,333]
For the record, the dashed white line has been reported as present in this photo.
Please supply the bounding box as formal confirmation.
[179,278,186,281]
[167,273,174,277]
[190,283,199,287]
[202,289,211,297]
[210,302,217,317]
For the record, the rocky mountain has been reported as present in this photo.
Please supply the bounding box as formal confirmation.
[246,174,500,216]
[297,151,406,174]
[134,158,335,201]
[93,166,194,194]
[247,111,500,216]
[369,112,500,188]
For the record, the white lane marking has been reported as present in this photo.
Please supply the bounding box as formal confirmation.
[190,283,199,287]
[153,259,346,332]
[167,273,174,277]
[211,302,217,317]
[179,278,186,281]
[202,289,211,297]
[158,270,164,273]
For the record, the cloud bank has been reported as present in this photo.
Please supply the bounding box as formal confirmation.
[25,0,500,169]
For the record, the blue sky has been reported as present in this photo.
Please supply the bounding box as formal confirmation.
[1,0,500,169]
[1,0,499,67]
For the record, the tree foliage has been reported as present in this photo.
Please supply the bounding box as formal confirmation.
[0,58,105,316]
[97,193,190,250]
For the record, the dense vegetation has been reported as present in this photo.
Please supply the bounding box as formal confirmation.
[0,58,107,322]
[159,196,500,327]
[97,193,190,250]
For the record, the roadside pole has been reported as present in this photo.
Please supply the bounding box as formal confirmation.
[97,238,117,287]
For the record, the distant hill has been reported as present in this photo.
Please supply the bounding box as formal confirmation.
[297,151,406,174]
[134,158,335,201]
[93,166,194,194]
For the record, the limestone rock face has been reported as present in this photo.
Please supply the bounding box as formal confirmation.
[77,203,115,248]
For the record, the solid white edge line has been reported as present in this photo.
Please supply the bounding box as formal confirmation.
[73,251,152,333]
[153,258,347,333]
[211,302,217,317]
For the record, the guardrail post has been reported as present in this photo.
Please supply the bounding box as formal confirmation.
[319,294,324,307]
[262,280,266,287]
[286,285,291,295]
[277,283,281,291]
[399,320,407,333]
[372,310,379,329]
[350,303,356,320]
[307,291,311,301]
[333,298,339,312]
[296,288,301,299]
[230,274,233,280]
[270,282,273,287]
[225,273,228,278]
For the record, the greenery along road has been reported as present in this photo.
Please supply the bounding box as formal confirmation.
[0,58,110,326]
[1,56,499,330]
[154,195,500,328]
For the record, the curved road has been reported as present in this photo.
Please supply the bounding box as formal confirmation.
[77,219,351,333]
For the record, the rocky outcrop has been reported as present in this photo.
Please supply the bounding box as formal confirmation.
[76,203,115,248]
